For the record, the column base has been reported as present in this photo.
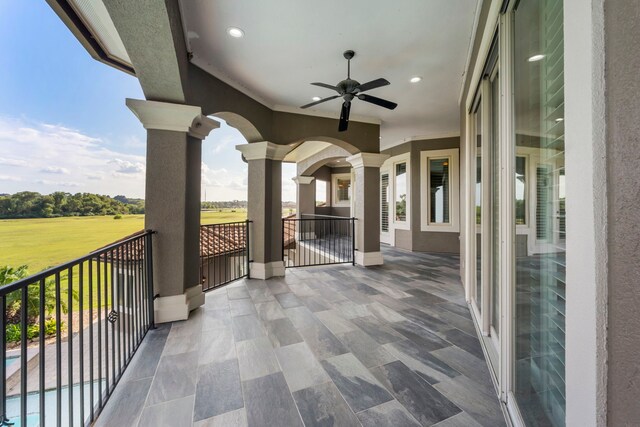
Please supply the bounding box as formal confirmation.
[250,261,286,279]
[355,251,384,266]
[154,284,205,323]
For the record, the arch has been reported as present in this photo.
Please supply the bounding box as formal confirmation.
[211,112,264,143]
[296,144,352,176]
[290,136,360,155]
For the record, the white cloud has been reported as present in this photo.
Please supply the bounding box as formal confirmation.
[0,116,146,197]
[41,166,70,174]
[109,158,145,175]
[0,157,26,166]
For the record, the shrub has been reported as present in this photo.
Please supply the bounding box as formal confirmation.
[5,319,63,342]
[113,214,122,220]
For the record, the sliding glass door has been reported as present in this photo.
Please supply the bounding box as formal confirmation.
[512,0,565,426]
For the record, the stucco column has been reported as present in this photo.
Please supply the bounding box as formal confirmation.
[347,153,389,266]
[127,99,219,323]
[236,142,293,279]
[293,175,315,218]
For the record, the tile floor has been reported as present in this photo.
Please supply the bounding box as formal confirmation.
[95,247,506,427]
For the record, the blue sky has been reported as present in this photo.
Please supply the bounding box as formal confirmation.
[0,2,296,201]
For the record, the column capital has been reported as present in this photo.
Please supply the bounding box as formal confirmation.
[126,98,220,140]
[236,141,294,161]
[346,152,389,169]
[292,176,315,185]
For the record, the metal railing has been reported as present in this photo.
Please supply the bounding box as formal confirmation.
[200,221,251,291]
[0,230,154,427]
[283,215,355,268]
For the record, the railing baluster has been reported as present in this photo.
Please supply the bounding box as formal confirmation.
[89,259,95,423]
[79,261,85,426]
[56,271,62,427]
[39,277,46,426]
[0,296,6,426]
[67,267,74,427]
[20,286,27,426]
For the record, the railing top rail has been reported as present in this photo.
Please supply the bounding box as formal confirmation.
[299,214,353,219]
[201,220,252,227]
[0,229,154,295]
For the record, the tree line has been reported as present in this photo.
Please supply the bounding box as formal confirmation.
[0,192,145,218]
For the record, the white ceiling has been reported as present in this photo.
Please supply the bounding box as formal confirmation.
[179,0,478,148]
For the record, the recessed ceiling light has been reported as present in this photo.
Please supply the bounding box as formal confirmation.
[410,76,422,83]
[227,27,244,38]
[555,117,564,122]
[528,54,545,62]
[312,96,321,101]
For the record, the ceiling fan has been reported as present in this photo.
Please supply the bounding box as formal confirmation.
[300,50,398,132]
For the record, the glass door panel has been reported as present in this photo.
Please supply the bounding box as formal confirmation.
[474,101,483,314]
[513,0,566,426]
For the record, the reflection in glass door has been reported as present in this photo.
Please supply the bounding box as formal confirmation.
[489,66,500,346]
[474,99,483,315]
[513,0,566,425]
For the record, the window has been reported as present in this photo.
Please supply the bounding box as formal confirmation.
[381,173,389,232]
[331,174,351,207]
[420,149,459,232]
[315,179,328,207]
[515,156,527,225]
[395,162,407,223]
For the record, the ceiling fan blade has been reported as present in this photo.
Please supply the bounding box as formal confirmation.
[300,95,340,109]
[356,78,390,93]
[311,82,340,93]
[338,102,351,132]
[357,94,398,110]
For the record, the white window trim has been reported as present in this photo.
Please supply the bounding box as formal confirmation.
[331,173,351,207]
[420,149,460,232]
[381,152,411,231]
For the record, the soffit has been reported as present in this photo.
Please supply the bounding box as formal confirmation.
[179,0,479,147]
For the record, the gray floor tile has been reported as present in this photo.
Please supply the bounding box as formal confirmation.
[202,308,232,331]
[163,330,200,356]
[194,408,248,427]
[227,285,250,300]
[147,351,198,406]
[138,395,194,427]
[285,305,320,329]
[231,314,266,341]
[275,342,331,392]
[199,327,236,365]
[236,336,281,381]
[298,322,349,360]
[255,300,287,321]
[357,400,421,427]
[371,360,462,425]
[122,325,170,381]
[94,377,152,427]
[248,285,276,303]
[315,309,359,335]
[433,376,506,427]
[264,317,304,347]
[194,358,244,422]
[243,372,303,427]
[383,340,460,385]
[293,382,362,427]
[351,315,405,344]
[432,411,483,427]
[229,298,258,317]
[431,346,495,395]
[366,302,408,323]
[336,329,396,368]
[436,328,485,360]
[300,295,330,312]
[276,292,303,308]
[390,320,451,351]
[321,353,393,413]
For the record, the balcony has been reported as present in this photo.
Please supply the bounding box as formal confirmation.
[91,246,505,427]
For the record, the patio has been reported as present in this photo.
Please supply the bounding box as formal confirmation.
[94,247,505,427]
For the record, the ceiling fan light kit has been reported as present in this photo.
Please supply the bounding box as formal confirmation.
[300,50,398,132]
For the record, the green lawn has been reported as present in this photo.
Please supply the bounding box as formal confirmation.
[0,210,248,273]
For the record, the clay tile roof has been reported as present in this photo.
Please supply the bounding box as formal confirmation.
[95,223,252,262]
[200,223,247,259]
